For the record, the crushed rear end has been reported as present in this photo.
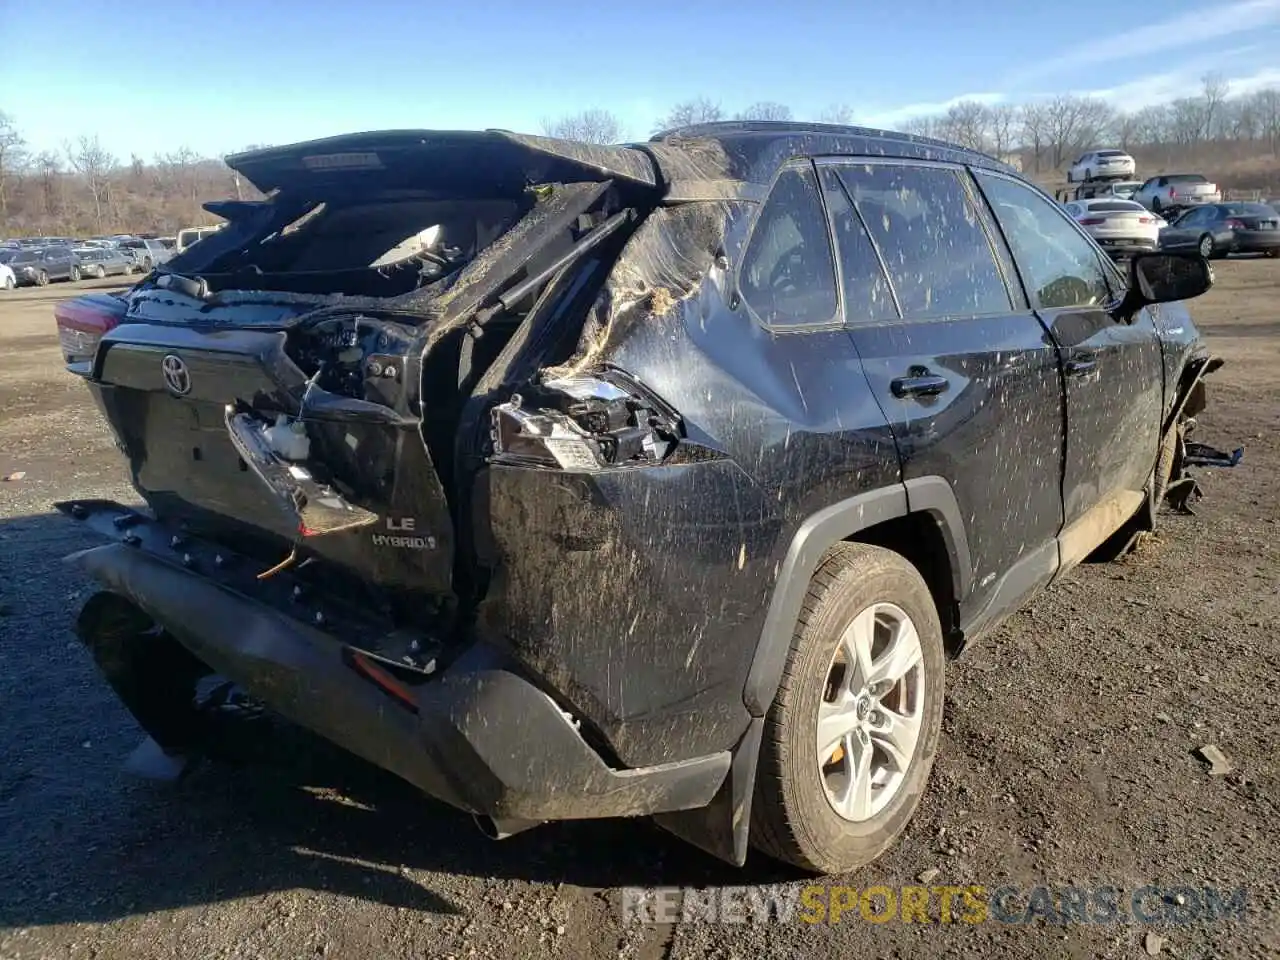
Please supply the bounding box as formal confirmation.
[56,129,734,833]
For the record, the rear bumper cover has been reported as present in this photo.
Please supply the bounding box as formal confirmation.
[61,501,729,822]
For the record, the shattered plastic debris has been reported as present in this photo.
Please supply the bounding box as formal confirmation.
[1193,744,1233,776]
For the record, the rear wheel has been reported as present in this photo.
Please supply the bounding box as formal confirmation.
[1198,234,1215,259]
[36,270,49,286]
[95,264,106,279]
[751,543,945,874]
[70,264,81,282]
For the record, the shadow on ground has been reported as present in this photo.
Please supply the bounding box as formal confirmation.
[0,511,789,930]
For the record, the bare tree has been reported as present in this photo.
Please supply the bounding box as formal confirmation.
[541,109,624,144]
[66,135,116,232]
[1200,72,1230,140]
[652,97,723,134]
[986,104,1018,159]
[0,111,26,223]
[34,151,62,222]
[1042,95,1114,167]
[1018,102,1049,172]
[939,100,991,152]
[734,101,793,122]
[1168,98,1207,146]
[902,115,939,139]
[1253,88,1280,154]
[819,104,857,125]
[1110,111,1144,151]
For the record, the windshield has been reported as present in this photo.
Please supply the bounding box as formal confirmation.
[1167,174,1208,184]
[117,239,145,249]
[178,231,201,246]
[1097,150,1127,157]
[12,249,39,262]
[75,249,104,260]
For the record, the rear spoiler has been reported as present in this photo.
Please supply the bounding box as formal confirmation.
[223,130,661,197]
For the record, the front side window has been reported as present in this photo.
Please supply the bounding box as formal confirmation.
[975,172,1114,310]
[834,163,1012,319]
[739,165,839,328]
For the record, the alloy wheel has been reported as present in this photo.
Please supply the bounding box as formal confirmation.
[816,602,924,822]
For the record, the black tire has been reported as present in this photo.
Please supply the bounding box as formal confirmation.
[750,542,945,874]
[1085,168,1093,182]
[36,270,49,287]
[95,264,106,279]
[1198,234,1215,259]
[70,264,81,282]
[1152,198,1163,214]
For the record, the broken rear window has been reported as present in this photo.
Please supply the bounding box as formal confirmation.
[179,194,530,299]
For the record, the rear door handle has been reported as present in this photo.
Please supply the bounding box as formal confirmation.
[1065,356,1099,377]
[890,374,951,399]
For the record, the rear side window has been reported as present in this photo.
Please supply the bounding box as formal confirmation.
[739,165,839,328]
[976,172,1114,310]
[833,163,1012,319]
[817,167,898,321]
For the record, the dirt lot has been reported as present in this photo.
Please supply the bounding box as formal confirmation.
[0,267,1277,960]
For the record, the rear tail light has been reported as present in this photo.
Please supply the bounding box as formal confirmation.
[54,294,126,373]
[1139,217,1154,224]
[1169,188,1178,198]
[491,373,681,470]
[1225,218,1246,230]
[1079,217,1105,225]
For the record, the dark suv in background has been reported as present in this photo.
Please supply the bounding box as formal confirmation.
[10,243,80,285]
[56,123,1218,874]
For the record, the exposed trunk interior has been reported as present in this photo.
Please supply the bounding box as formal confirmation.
[93,155,657,649]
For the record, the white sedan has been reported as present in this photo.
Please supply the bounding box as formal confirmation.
[0,261,15,291]
[1064,198,1161,258]
[1067,150,1137,183]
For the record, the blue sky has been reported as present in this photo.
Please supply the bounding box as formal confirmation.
[3,0,1279,160]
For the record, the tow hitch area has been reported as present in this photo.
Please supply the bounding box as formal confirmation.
[224,404,378,537]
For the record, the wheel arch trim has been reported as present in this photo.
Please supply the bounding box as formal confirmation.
[743,477,970,717]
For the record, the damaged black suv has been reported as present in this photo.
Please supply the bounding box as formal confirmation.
[56,123,1220,874]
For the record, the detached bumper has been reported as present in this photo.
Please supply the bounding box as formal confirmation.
[61,501,729,822]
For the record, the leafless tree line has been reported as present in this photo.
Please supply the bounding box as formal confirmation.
[0,113,244,238]
[544,75,1280,187]
[5,76,1278,238]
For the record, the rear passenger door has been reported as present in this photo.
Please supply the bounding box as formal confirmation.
[972,170,1164,569]
[819,159,1066,632]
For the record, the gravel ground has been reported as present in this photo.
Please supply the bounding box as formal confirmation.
[0,265,1277,960]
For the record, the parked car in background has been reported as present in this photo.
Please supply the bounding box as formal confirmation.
[0,260,15,291]
[1133,174,1222,215]
[73,246,134,278]
[1158,202,1280,258]
[114,237,171,273]
[176,223,225,254]
[8,244,80,285]
[1066,150,1136,183]
[54,124,1219,876]
[1063,198,1160,258]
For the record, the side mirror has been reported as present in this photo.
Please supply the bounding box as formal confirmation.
[1113,252,1212,322]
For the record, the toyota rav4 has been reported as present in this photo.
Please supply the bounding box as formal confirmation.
[55,123,1220,874]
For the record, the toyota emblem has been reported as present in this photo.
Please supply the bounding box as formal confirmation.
[161,354,191,396]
